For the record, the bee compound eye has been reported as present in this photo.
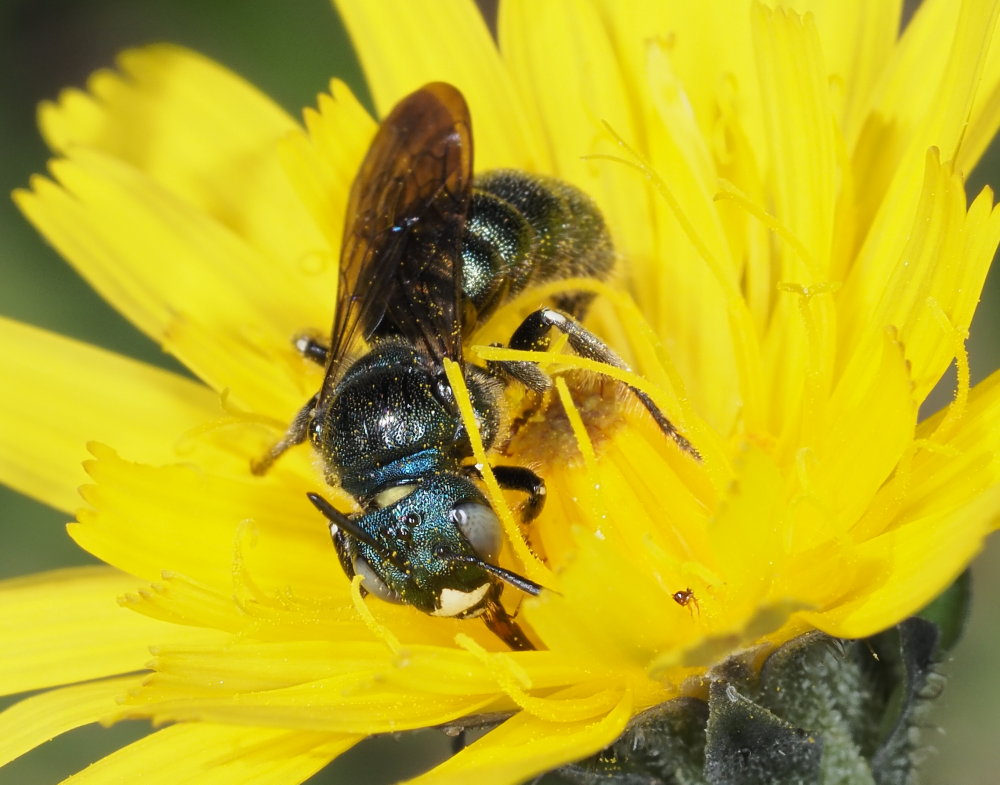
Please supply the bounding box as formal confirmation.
[353,556,403,604]
[450,502,502,562]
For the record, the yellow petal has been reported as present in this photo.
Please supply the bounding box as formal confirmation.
[405,685,632,785]
[812,326,916,530]
[279,80,375,252]
[640,39,752,433]
[0,676,142,767]
[854,0,1000,247]
[813,486,1000,638]
[839,150,995,402]
[753,5,838,279]
[799,0,903,146]
[59,723,357,785]
[334,0,545,170]
[39,44,325,272]
[0,566,223,696]
[0,317,217,513]
[814,371,1000,636]
[125,667,496,734]
[958,21,1000,173]
[707,445,795,613]
[138,636,588,699]
[15,151,327,417]
[73,444,335,594]
[501,0,653,259]
[526,520,702,671]
[884,367,1000,530]
[596,0,761,148]
[752,7,842,453]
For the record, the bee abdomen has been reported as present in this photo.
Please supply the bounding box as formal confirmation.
[463,170,614,321]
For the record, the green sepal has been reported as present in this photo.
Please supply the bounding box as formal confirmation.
[916,569,970,653]
[703,680,823,784]
[549,619,944,785]
[553,698,708,784]
[866,618,939,784]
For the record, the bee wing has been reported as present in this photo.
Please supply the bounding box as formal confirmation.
[324,82,473,382]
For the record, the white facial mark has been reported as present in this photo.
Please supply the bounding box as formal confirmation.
[430,583,491,617]
[374,484,418,509]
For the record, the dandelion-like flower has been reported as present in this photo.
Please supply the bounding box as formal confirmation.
[3,2,1000,783]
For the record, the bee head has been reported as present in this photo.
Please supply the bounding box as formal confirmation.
[308,476,542,618]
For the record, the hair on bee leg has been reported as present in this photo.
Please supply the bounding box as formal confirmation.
[496,306,700,458]
[250,394,317,475]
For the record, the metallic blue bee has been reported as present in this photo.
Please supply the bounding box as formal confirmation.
[254,83,697,650]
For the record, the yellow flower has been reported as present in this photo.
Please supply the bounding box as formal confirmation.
[3,1,1000,783]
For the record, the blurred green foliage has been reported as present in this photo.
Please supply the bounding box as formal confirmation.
[0,2,997,783]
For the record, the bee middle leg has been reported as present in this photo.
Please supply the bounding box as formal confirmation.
[492,307,700,458]
[293,334,329,365]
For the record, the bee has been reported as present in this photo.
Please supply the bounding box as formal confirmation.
[253,82,698,650]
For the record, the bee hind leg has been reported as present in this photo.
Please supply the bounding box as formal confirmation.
[496,307,700,459]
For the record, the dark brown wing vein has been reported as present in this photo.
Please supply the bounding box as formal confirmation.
[323,82,473,394]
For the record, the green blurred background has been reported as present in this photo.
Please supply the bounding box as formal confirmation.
[0,1,997,783]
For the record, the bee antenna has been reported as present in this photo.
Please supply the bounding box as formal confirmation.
[306,492,382,551]
[446,553,544,597]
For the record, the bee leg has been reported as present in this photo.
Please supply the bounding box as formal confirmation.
[486,341,551,392]
[251,334,328,475]
[482,595,536,651]
[250,393,317,475]
[329,518,363,593]
[466,464,546,521]
[502,307,700,458]
[491,465,546,522]
[292,334,329,365]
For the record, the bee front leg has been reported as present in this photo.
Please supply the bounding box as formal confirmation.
[492,465,546,522]
[467,464,546,522]
[329,517,360,590]
[251,333,330,476]
[497,307,700,458]
[482,593,535,651]
[250,393,317,475]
